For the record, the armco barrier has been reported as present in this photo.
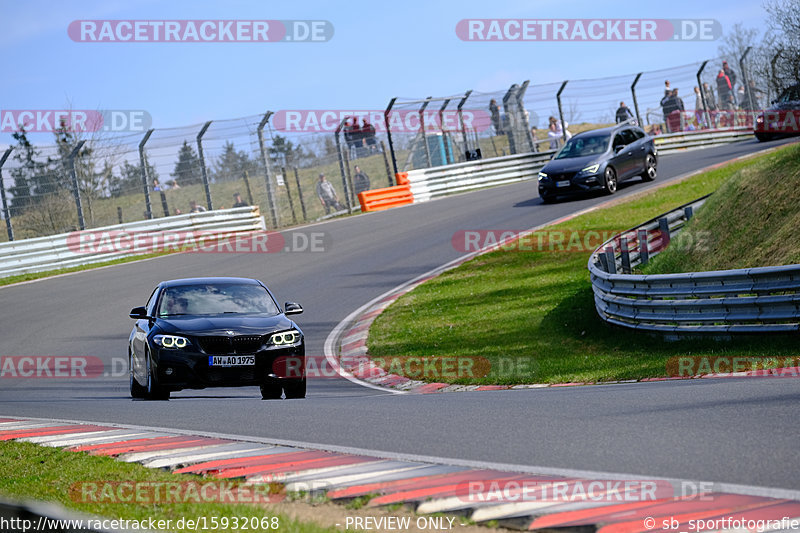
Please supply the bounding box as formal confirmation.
[404,128,752,203]
[357,184,414,212]
[654,127,753,153]
[405,151,555,202]
[588,197,800,334]
[0,206,266,279]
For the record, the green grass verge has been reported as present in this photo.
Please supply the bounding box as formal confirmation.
[0,440,339,533]
[643,142,800,273]
[367,146,800,385]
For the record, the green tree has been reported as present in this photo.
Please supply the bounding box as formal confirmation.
[7,128,51,217]
[212,141,256,182]
[109,157,158,198]
[171,140,202,186]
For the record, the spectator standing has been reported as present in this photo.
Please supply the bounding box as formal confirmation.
[694,86,707,127]
[152,179,162,192]
[189,200,206,213]
[353,166,370,196]
[615,101,634,123]
[716,69,733,110]
[722,61,738,97]
[702,83,717,111]
[232,192,248,208]
[316,173,343,215]
[489,99,503,135]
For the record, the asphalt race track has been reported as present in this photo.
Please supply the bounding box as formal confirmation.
[1,137,798,491]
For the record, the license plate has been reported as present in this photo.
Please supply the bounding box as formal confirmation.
[209,355,255,367]
[556,180,570,188]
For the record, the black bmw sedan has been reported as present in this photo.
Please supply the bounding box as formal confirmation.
[128,277,305,400]
[537,124,657,203]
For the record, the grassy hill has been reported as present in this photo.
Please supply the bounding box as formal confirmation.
[645,141,800,274]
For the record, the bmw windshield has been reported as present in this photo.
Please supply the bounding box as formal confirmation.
[157,284,281,317]
[554,133,611,159]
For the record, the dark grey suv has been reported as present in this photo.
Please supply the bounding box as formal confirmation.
[537,124,657,203]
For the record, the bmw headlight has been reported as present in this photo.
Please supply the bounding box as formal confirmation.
[579,164,600,174]
[270,329,301,346]
[153,334,189,349]
[538,171,548,181]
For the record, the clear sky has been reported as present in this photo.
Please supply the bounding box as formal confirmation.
[1,0,769,146]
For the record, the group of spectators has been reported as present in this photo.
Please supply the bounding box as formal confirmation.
[659,60,764,133]
[344,118,378,157]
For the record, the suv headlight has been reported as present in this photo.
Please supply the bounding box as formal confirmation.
[538,171,548,181]
[153,334,189,349]
[579,164,600,174]
[270,329,301,346]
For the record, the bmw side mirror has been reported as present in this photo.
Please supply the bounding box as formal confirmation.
[284,302,303,315]
[129,306,148,319]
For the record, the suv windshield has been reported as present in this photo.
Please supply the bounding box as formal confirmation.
[554,133,610,159]
[158,284,280,317]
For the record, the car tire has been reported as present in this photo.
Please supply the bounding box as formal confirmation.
[603,167,617,194]
[145,349,169,400]
[129,349,146,399]
[260,380,283,400]
[641,154,657,182]
[283,378,306,399]
[540,193,555,204]
[755,132,773,142]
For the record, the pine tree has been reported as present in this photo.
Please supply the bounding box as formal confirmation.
[171,141,202,186]
[212,141,254,182]
[7,128,50,216]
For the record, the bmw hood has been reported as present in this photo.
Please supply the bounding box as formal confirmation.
[155,315,297,336]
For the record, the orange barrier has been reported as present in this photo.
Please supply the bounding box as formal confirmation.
[395,172,409,185]
[358,185,414,213]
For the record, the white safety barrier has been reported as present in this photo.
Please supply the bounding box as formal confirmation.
[405,129,753,203]
[0,207,266,279]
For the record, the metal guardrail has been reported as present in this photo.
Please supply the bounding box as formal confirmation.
[404,150,555,202]
[0,207,266,279]
[403,128,753,203]
[654,127,753,154]
[588,197,800,334]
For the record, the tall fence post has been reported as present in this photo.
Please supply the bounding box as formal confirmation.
[196,121,213,211]
[334,118,353,213]
[457,90,472,156]
[343,146,356,211]
[502,84,518,154]
[739,46,755,113]
[292,167,307,221]
[438,99,453,164]
[557,81,569,143]
[517,80,536,152]
[0,148,14,241]
[68,140,86,230]
[282,166,297,224]
[380,141,393,187]
[138,129,154,220]
[419,97,432,168]
[384,98,399,177]
[242,170,254,206]
[631,73,643,126]
[697,60,711,129]
[257,111,279,228]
